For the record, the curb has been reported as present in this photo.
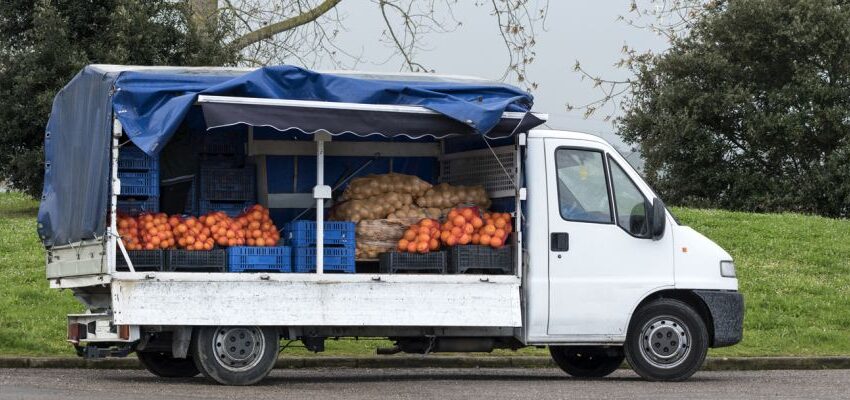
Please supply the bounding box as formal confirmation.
[1,356,849,371]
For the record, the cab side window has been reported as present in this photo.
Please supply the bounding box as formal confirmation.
[555,149,613,224]
[609,157,650,237]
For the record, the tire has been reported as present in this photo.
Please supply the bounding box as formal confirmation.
[192,326,279,386]
[549,346,624,378]
[625,298,709,381]
[137,351,200,378]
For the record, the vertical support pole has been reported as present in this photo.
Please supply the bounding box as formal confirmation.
[515,133,526,280]
[109,117,122,275]
[313,132,332,274]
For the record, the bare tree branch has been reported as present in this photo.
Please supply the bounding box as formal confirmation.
[229,0,343,50]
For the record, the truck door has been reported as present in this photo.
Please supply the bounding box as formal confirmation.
[545,139,674,338]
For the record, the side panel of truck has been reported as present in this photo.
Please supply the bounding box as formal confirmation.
[110,273,522,327]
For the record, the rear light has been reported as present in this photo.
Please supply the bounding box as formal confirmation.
[67,323,86,343]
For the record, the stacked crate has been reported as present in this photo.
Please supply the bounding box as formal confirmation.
[285,221,356,273]
[196,133,255,216]
[116,144,159,215]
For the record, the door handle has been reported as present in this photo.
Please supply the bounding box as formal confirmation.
[550,232,569,252]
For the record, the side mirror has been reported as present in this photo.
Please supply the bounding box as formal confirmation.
[650,198,666,240]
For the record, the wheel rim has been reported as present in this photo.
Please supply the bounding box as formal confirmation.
[212,327,266,372]
[638,316,691,369]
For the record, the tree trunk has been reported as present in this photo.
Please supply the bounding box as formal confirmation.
[189,0,219,38]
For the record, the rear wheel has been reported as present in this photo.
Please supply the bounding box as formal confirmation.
[625,299,708,381]
[192,326,279,386]
[549,346,624,378]
[137,351,200,378]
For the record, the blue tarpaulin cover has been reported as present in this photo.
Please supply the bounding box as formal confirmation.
[38,65,535,247]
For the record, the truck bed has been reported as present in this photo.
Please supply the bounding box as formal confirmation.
[110,272,522,327]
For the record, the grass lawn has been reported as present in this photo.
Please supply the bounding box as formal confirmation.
[1,192,848,357]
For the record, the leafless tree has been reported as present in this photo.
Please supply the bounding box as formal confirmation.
[188,0,548,90]
[568,0,723,119]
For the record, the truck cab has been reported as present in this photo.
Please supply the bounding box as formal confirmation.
[42,65,743,385]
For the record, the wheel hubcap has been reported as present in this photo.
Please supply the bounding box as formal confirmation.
[212,327,265,372]
[638,316,691,369]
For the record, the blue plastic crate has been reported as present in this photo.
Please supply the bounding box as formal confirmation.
[118,144,158,171]
[198,200,250,217]
[292,246,355,273]
[119,171,160,196]
[199,167,256,201]
[228,246,292,272]
[116,196,159,215]
[284,221,355,248]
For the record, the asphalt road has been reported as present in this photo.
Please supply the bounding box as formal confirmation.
[1,368,848,399]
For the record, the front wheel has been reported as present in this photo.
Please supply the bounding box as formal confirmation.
[137,351,200,378]
[549,346,624,378]
[625,299,709,381]
[192,326,280,385]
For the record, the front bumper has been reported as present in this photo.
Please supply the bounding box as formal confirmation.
[694,290,744,347]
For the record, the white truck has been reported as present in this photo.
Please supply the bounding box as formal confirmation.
[42,65,743,385]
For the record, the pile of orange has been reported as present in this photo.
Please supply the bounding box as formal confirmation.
[132,213,178,250]
[233,204,281,247]
[475,211,512,248]
[117,205,281,251]
[439,207,483,246]
[173,215,214,251]
[117,214,143,250]
[397,218,441,253]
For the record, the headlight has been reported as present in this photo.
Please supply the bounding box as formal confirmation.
[720,260,736,278]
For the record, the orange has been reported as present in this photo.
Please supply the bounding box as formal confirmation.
[452,215,466,227]
[482,224,496,235]
[464,223,475,234]
[479,234,491,246]
[446,235,458,246]
[495,218,507,229]
[461,208,474,220]
[471,217,483,229]
[416,241,429,253]
[429,238,440,251]
[398,239,410,250]
[406,242,418,253]
[494,228,506,239]
[404,229,417,241]
[490,237,504,248]
[459,234,471,245]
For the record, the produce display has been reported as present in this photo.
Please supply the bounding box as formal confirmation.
[117,204,280,251]
[415,183,491,210]
[397,218,441,253]
[340,173,432,201]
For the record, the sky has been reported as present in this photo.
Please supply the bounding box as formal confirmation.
[305,1,671,158]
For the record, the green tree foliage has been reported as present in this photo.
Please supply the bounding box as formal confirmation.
[618,0,850,217]
[0,0,237,198]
